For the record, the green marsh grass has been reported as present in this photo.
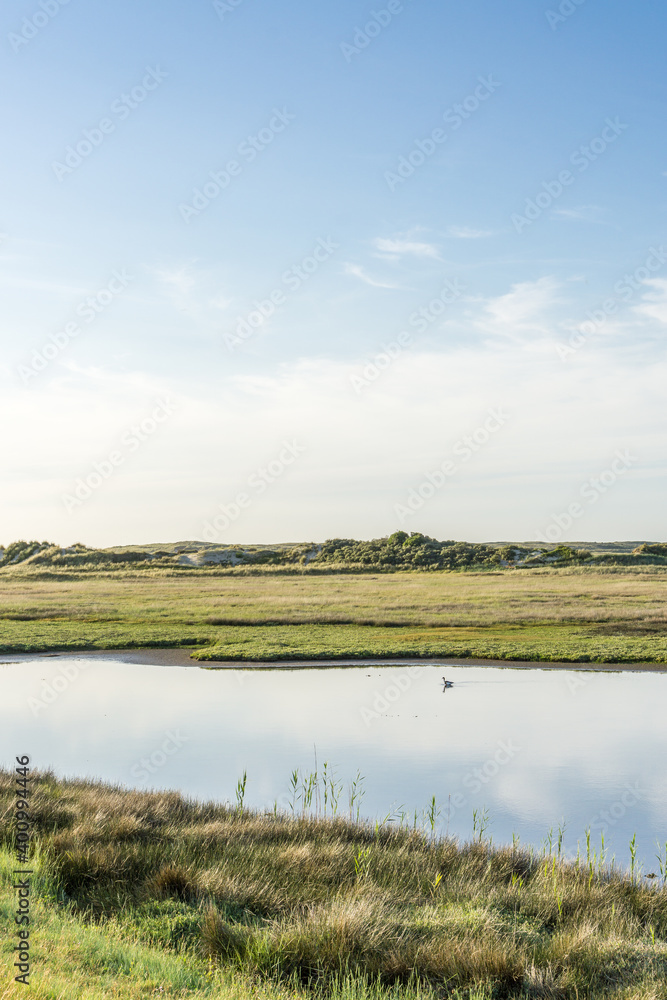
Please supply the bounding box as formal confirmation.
[1,563,667,662]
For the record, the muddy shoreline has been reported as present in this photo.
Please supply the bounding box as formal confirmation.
[1,647,666,672]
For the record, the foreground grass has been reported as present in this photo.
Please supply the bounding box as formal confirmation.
[0,877,428,1000]
[0,565,666,662]
[1,771,667,998]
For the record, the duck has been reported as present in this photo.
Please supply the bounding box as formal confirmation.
[442,677,453,688]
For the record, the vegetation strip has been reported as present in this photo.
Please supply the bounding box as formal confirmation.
[2,534,667,571]
[2,548,667,662]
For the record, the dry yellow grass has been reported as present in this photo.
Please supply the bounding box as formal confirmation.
[1,565,667,629]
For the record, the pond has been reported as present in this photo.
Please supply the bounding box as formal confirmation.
[2,652,666,873]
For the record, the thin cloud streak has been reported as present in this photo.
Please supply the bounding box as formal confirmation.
[343,262,403,289]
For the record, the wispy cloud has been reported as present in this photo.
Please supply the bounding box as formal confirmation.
[0,273,90,296]
[479,277,561,341]
[551,205,607,224]
[343,263,401,289]
[445,225,494,240]
[150,262,232,315]
[373,237,440,259]
[153,263,197,304]
[634,278,667,325]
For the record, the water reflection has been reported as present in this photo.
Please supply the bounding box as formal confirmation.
[1,654,665,870]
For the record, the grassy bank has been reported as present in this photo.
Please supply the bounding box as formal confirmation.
[192,622,667,664]
[0,564,666,663]
[1,770,666,998]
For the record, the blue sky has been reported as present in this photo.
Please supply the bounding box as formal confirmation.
[1,0,665,546]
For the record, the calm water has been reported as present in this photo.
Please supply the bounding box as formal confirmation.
[2,653,666,871]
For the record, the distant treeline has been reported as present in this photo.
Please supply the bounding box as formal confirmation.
[1,535,666,572]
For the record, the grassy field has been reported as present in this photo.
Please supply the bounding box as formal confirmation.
[0,564,666,663]
[1,770,666,999]
[1,565,666,662]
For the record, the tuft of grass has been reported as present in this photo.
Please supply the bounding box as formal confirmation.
[145,863,201,902]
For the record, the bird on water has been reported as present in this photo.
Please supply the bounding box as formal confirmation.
[442,676,453,689]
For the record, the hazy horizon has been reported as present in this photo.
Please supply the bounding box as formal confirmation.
[0,536,660,552]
